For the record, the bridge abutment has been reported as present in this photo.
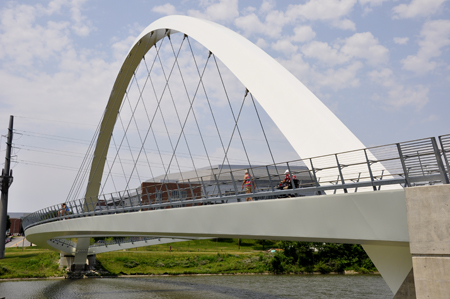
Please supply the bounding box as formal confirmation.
[404,184,450,299]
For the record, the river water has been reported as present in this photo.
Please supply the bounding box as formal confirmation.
[0,275,393,298]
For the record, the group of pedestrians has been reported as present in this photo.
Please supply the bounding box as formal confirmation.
[242,169,298,201]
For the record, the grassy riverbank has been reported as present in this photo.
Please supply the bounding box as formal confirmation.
[97,251,270,275]
[0,247,64,279]
[0,239,377,279]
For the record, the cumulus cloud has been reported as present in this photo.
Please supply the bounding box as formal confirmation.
[235,8,290,38]
[393,37,409,45]
[188,0,239,22]
[301,32,388,66]
[259,0,276,14]
[234,13,265,37]
[340,32,388,65]
[368,68,429,109]
[287,0,357,21]
[301,41,349,66]
[401,19,450,73]
[255,38,269,48]
[332,18,356,30]
[359,0,389,6]
[315,61,363,90]
[152,3,178,15]
[0,3,71,67]
[271,39,298,55]
[291,26,316,43]
[392,0,448,19]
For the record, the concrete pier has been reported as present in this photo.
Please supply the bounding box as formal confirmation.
[404,184,450,299]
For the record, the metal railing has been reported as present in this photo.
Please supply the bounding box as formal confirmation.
[22,135,450,231]
[49,236,158,249]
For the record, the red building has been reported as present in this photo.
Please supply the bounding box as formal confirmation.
[141,182,202,208]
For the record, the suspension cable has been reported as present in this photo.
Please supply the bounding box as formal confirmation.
[186,38,232,172]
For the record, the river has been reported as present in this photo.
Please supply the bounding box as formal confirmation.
[0,275,393,298]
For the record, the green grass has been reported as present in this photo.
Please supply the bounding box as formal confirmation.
[97,238,276,275]
[97,251,272,275]
[0,247,65,279]
[129,238,277,253]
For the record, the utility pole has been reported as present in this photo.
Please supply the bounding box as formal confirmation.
[0,116,14,259]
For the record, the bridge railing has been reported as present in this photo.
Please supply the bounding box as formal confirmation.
[22,135,450,231]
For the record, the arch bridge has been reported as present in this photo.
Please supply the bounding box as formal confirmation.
[23,16,450,298]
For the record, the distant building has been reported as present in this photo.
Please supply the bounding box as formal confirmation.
[7,212,30,235]
[141,164,315,203]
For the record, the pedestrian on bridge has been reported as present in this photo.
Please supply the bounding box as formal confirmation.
[58,203,69,218]
[242,170,255,201]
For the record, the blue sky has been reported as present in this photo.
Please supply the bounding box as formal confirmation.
[0,0,449,212]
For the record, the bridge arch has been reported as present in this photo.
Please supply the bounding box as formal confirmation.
[85,15,365,200]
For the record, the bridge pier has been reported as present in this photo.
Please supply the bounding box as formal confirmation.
[72,237,92,272]
[59,254,74,269]
[403,184,450,299]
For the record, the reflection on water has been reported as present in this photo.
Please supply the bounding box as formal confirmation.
[0,275,393,298]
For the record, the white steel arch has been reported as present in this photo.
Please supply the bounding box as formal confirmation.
[85,15,366,201]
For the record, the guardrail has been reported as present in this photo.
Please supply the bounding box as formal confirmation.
[23,135,450,231]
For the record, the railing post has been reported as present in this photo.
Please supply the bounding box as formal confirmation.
[309,159,322,195]
[439,136,450,176]
[137,188,143,208]
[213,173,222,198]
[200,177,208,199]
[266,166,274,192]
[396,143,411,187]
[286,162,296,190]
[187,179,195,201]
[103,195,110,211]
[89,197,96,214]
[335,154,347,193]
[229,170,239,198]
[364,149,377,191]
[431,137,449,184]
[126,190,133,208]
[110,194,117,211]
[118,191,125,209]
[67,201,75,216]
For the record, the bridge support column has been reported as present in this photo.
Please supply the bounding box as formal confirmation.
[405,184,450,299]
[59,254,74,270]
[72,237,90,272]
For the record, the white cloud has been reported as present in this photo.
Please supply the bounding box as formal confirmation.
[341,32,388,65]
[188,0,239,22]
[421,114,439,123]
[287,0,357,21]
[259,0,276,14]
[271,39,298,55]
[359,0,389,6]
[152,4,178,15]
[291,26,316,43]
[401,19,450,73]
[301,32,388,66]
[332,18,356,30]
[234,13,265,37]
[392,0,448,19]
[235,9,290,38]
[255,38,269,48]
[315,61,363,90]
[393,37,409,45]
[70,0,93,36]
[0,3,71,67]
[368,68,429,109]
[301,41,349,65]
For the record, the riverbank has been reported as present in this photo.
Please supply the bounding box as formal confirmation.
[0,239,378,279]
